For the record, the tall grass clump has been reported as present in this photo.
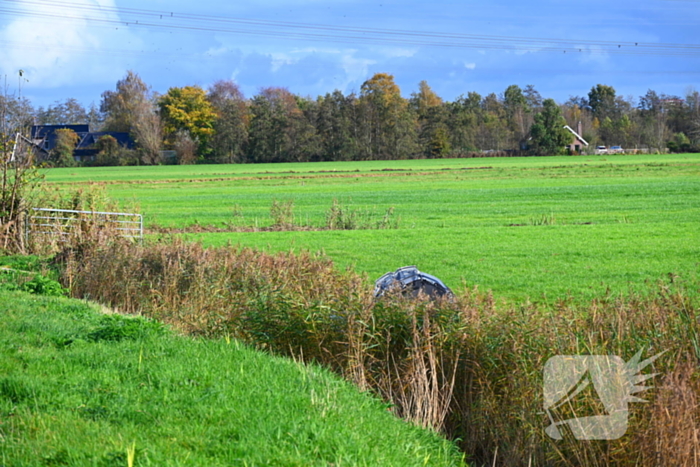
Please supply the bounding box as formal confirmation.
[57,237,700,466]
[325,198,399,230]
[269,198,296,230]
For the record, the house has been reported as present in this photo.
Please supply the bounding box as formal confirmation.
[563,123,589,154]
[29,125,134,162]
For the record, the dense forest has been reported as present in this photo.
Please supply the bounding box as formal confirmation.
[3,71,699,166]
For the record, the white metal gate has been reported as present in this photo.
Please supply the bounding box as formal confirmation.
[26,208,143,243]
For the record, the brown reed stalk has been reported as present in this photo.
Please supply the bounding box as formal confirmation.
[54,235,700,466]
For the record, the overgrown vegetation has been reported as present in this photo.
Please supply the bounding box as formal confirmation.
[0,83,45,253]
[54,236,700,466]
[0,290,464,466]
[0,255,65,296]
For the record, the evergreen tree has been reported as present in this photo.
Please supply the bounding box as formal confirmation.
[529,99,571,155]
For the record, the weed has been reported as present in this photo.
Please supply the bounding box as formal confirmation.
[325,199,398,230]
[20,274,67,297]
[270,198,295,229]
[530,212,556,226]
[618,214,633,223]
[86,315,165,343]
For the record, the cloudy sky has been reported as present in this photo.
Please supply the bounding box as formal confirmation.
[1,0,699,109]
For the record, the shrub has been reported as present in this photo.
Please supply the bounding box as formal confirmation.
[20,274,67,296]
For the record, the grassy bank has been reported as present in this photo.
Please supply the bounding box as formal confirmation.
[0,290,464,466]
[42,154,700,302]
[57,238,700,466]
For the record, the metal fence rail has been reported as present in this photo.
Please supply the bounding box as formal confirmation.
[26,208,143,243]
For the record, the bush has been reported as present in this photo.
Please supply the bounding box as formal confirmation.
[20,274,67,296]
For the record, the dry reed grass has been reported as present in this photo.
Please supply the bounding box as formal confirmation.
[55,236,700,466]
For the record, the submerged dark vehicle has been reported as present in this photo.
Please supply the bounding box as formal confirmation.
[374,266,452,299]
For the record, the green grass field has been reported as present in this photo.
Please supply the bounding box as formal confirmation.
[0,290,464,466]
[43,154,700,302]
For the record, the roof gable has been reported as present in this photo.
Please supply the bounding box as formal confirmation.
[563,125,589,146]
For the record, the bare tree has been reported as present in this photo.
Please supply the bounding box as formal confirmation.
[101,71,162,164]
[208,80,248,163]
[0,75,43,253]
[133,110,163,165]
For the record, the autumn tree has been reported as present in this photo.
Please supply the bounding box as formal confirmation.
[50,128,79,167]
[174,131,197,165]
[207,80,249,163]
[248,87,319,163]
[101,71,162,164]
[529,98,571,155]
[358,73,417,159]
[134,110,163,165]
[411,81,450,158]
[159,85,216,159]
[101,71,151,133]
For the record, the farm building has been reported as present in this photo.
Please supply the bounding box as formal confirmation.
[29,124,133,162]
[563,123,589,154]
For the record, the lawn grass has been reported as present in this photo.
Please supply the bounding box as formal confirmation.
[0,290,464,466]
[42,153,700,302]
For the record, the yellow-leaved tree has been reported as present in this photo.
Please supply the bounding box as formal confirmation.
[358,73,417,160]
[159,86,216,159]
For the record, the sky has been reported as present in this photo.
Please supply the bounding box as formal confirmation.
[0,0,699,109]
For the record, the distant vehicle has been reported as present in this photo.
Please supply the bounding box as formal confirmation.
[595,146,608,154]
[610,145,624,154]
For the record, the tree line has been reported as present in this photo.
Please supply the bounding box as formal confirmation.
[3,71,700,166]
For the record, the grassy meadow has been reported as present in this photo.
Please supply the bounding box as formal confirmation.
[0,289,464,466]
[43,153,700,302]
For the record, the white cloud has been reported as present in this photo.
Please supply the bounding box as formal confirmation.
[0,0,140,88]
[270,52,300,72]
[340,52,376,84]
[377,47,417,58]
[464,62,476,70]
[289,46,342,55]
[205,46,232,57]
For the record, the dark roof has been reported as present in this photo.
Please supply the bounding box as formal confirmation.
[31,124,90,139]
[77,132,133,150]
[30,125,134,158]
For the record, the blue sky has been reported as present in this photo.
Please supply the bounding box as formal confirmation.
[1,0,699,109]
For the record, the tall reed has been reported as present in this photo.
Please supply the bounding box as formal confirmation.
[57,237,700,466]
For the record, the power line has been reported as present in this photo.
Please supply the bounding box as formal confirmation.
[1,0,700,56]
[3,32,699,76]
